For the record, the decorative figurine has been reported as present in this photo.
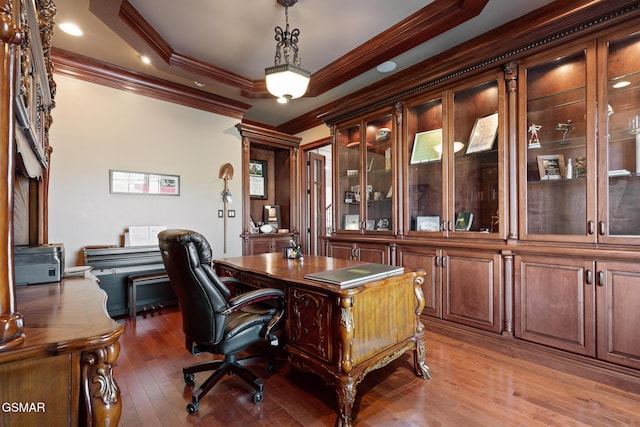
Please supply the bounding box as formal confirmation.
[528,124,542,148]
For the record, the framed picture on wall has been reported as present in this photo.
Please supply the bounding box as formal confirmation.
[109,170,180,196]
[249,160,267,198]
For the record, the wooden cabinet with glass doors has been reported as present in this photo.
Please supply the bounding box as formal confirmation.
[334,109,396,234]
[520,28,640,243]
[404,73,506,238]
[321,8,640,391]
[519,43,595,241]
[600,28,640,243]
[398,72,506,333]
[515,26,640,368]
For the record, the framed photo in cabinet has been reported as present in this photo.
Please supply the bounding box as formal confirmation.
[410,129,443,164]
[375,218,391,231]
[263,205,280,228]
[416,215,441,232]
[249,160,267,198]
[454,212,474,231]
[537,154,565,180]
[465,112,499,154]
[344,215,360,230]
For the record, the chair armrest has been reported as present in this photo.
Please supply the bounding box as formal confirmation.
[222,288,285,313]
[221,288,286,338]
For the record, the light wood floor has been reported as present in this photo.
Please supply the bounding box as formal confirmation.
[114,308,640,426]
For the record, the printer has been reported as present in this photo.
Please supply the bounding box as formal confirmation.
[14,244,64,285]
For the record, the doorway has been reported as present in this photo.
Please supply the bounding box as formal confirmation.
[302,142,332,255]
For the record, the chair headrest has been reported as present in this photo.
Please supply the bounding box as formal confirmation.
[158,229,212,265]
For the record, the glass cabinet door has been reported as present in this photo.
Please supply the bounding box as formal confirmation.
[451,79,501,235]
[405,96,445,234]
[364,114,394,232]
[601,30,640,242]
[334,112,395,234]
[336,123,361,232]
[522,46,595,241]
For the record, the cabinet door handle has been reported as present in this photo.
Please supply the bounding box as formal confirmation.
[435,256,440,267]
[448,221,453,231]
[597,271,605,287]
[587,220,594,235]
[441,256,447,268]
[598,221,606,236]
[585,269,592,285]
[353,248,359,259]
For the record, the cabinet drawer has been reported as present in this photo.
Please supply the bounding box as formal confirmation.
[287,287,332,362]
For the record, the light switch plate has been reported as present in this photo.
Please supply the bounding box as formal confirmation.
[218,210,224,218]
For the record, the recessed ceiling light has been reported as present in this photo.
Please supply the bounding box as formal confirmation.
[140,55,151,65]
[194,81,205,87]
[59,22,83,36]
[376,61,397,73]
[613,81,630,89]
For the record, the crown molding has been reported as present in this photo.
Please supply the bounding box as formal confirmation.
[52,48,251,119]
[93,0,487,100]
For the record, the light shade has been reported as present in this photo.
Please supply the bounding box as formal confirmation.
[265,64,310,102]
[433,141,465,154]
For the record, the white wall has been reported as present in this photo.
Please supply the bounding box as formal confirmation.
[297,124,330,145]
[48,75,244,266]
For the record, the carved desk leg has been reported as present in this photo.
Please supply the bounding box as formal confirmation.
[413,274,432,379]
[336,296,355,427]
[335,377,356,427]
[81,342,122,427]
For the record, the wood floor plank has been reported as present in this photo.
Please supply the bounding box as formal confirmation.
[114,308,640,426]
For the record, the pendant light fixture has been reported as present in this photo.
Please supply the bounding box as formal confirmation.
[265,0,310,104]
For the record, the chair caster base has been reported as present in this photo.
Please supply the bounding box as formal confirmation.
[186,401,199,413]
[184,373,195,385]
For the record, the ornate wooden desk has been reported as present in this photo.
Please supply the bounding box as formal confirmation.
[0,276,123,427]
[215,254,431,427]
